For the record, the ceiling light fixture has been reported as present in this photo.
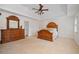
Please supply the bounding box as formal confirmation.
[32,4,48,15]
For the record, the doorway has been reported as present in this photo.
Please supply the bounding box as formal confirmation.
[24,21,29,37]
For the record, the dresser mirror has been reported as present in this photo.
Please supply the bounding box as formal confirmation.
[7,15,19,29]
[9,20,18,28]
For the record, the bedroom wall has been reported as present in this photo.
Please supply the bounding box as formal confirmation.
[28,20,40,36]
[57,16,74,39]
[40,16,74,39]
[77,16,79,45]
[74,15,79,46]
[0,9,40,41]
[0,9,25,29]
[23,18,40,37]
[0,9,26,41]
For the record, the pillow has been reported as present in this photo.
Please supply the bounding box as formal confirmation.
[48,28,57,33]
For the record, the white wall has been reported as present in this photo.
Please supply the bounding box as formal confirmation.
[57,16,74,38]
[67,4,79,16]
[28,20,40,36]
[77,17,79,45]
[0,4,41,20]
[24,19,40,37]
[0,9,26,41]
[0,9,41,40]
[74,15,79,46]
[0,9,26,29]
[40,16,74,39]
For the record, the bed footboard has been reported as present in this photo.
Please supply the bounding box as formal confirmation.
[38,29,53,41]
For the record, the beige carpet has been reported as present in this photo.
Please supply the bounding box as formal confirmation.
[0,36,79,54]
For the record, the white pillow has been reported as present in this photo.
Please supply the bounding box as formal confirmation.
[48,28,56,33]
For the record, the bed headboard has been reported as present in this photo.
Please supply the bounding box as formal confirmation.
[47,22,58,28]
[47,22,58,31]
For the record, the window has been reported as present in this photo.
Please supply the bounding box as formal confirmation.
[74,16,78,32]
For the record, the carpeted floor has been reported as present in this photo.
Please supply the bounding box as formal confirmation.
[0,36,79,54]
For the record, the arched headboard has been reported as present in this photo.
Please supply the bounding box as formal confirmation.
[47,22,58,31]
[47,22,58,28]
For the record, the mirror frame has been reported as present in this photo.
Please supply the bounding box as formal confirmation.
[7,15,20,29]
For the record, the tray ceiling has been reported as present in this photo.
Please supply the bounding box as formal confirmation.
[0,4,79,20]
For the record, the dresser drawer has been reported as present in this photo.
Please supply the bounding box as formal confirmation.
[1,29,25,43]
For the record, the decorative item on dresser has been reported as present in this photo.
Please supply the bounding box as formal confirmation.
[1,15,25,44]
[38,22,58,42]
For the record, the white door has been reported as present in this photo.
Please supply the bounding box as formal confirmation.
[24,21,29,36]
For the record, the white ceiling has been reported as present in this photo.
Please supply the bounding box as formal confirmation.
[22,4,67,20]
[0,4,79,20]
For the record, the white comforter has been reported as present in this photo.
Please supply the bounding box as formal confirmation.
[48,28,58,40]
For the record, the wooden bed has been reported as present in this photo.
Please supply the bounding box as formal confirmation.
[38,29,53,41]
[38,22,58,41]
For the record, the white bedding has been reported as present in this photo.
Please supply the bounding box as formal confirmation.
[48,28,58,40]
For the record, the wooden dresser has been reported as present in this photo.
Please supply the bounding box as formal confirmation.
[1,29,25,43]
[0,15,25,44]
